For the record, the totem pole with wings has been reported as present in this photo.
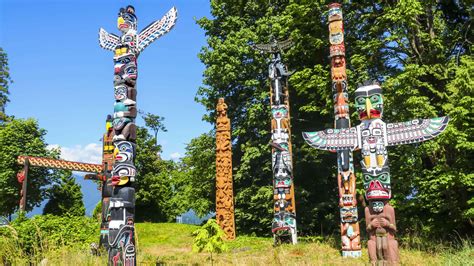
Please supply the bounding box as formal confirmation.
[303,83,449,264]
[253,38,297,245]
[98,5,177,265]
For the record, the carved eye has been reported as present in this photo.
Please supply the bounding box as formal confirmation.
[371,95,379,102]
[364,175,371,182]
[378,174,388,181]
[372,129,382,135]
[362,130,370,137]
[356,97,365,104]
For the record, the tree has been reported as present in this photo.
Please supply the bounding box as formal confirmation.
[168,132,216,218]
[140,111,167,146]
[196,0,473,239]
[43,171,85,216]
[0,119,59,218]
[134,126,176,222]
[192,218,228,264]
[0,48,12,122]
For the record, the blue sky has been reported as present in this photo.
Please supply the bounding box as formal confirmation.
[0,0,213,164]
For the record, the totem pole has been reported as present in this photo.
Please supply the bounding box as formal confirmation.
[215,98,236,240]
[303,83,449,264]
[328,3,361,257]
[98,5,177,265]
[253,38,297,245]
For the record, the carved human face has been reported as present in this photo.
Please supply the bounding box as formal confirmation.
[355,85,383,120]
[371,201,384,213]
[114,141,136,163]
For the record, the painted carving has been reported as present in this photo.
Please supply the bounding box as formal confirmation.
[253,38,297,245]
[99,5,177,265]
[303,82,449,264]
[215,98,236,240]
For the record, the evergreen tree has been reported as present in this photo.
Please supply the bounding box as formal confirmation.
[0,48,12,122]
[43,171,85,216]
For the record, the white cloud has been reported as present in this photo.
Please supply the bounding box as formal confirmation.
[169,152,182,161]
[47,143,102,164]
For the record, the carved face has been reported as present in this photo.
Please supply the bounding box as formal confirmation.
[112,163,137,185]
[272,211,296,233]
[329,20,344,44]
[117,6,137,33]
[272,105,288,120]
[340,206,358,223]
[371,201,384,213]
[355,84,383,120]
[114,141,136,163]
[328,4,343,22]
[363,168,391,200]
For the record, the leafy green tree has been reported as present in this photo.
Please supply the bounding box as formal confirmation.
[0,119,59,218]
[168,132,216,218]
[195,0,473,240]
[192,218,228,264]
[43,171,85,216]
[134,126,176,222]
[0,48,12,122]
[140,111,167,146]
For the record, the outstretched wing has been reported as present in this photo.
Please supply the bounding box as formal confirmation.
[98,28,120,51]
[303,127,358,151]
[386,116,449,146]
[137,6,178,53]
[277,39,293,51]
[252,43,273,53]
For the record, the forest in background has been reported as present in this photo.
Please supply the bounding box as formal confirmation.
[0,0,472,249]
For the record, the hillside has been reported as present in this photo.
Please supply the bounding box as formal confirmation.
[9,222,468,265]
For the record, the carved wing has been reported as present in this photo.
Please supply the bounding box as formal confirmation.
[386,116,449,146]
[252,43,273,53]
[277,39,293,51]
[98,28,120,51]
[137,6,178,53]
[302,127,358,151]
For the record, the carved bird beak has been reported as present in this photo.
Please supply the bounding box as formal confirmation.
[365,98,373,119]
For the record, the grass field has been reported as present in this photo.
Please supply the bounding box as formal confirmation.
[2,223,472,265]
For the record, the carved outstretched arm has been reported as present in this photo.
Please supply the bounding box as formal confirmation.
[386,116,449,146]
[137,6,178,53]
[302,127,358,151]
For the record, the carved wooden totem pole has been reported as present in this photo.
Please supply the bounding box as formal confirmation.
[303,83,449,265]
[98,5,177,265]
[253,38,297,245]
[328,3,361,257]
[215,98,236,240]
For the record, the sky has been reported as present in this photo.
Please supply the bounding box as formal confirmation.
[0,0,213,165]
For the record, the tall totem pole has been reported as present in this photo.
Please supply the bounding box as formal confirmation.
[215,98,236,240]
[327,3,362,257]
[253,38,297,245]
[98,5,177,265]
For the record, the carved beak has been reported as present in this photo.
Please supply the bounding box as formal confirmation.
[117,17,125,28]
[365,98,373,119]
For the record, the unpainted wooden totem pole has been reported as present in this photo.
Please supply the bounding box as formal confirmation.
[98,5,177,265]
[327,3,362,257]
[303,83,449,265]
[215,98,236,240]
[253,38,297,245]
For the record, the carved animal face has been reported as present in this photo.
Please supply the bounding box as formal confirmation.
[363,168,391,200]
[355,84,383,120]
[117,6,137,33]
[114,141,136,163]
[371,201,384,213]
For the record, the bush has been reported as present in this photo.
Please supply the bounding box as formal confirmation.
[0,214,99,263]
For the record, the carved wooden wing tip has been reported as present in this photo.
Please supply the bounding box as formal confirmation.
[386,116,449,146]
[303,128,358,151]
[98,28,120,51]
[137,6,178,53]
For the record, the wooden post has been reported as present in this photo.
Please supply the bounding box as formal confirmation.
[19,158,29,212]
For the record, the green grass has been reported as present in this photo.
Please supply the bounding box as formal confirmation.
[1,222,472,265]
